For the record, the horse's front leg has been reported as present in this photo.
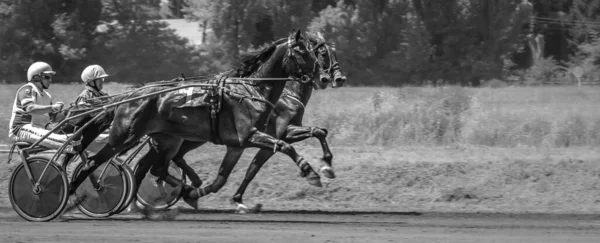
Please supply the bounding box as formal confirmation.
[284,125,335,179]
[249,128,322,187]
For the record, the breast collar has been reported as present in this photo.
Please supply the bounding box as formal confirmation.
[282,93,305,109]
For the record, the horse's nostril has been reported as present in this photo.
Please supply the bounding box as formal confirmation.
[335,76,346,83]
[320,77,330,83]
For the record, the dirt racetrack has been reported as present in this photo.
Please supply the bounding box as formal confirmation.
[1,208,600,243]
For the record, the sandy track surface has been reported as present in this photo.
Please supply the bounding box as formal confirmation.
[1,208,600,243]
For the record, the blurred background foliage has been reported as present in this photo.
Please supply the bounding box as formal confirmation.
[1,0,600,86]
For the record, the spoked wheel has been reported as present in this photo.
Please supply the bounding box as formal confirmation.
[134,161,185,210]
[9,156,69,222]
[113,158,136,214]
[72,159,127,218]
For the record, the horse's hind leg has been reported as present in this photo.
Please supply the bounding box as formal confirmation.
[284,125,335,179]
[248,129,322,187]
[146,134,185,189]
[183,146,244,207]
[232,148,275,212]
[68,143,120,195]
[132,144,158,193]
[171,140,206,188]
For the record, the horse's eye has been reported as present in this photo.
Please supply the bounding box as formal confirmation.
[294,46,307,54]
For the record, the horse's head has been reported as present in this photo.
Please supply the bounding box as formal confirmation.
[307,32,347,88]
[328,45,347,88]
[283,29,320,84]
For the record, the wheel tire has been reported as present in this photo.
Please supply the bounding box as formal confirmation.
[113,158,137,214]
[134,161,185,210]
[9,156,69,222]
[72,159,127,218]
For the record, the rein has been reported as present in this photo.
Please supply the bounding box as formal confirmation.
[72,34,317,123]
[223,88,278,110]
[76,76,302,108]
[286,38,318,84]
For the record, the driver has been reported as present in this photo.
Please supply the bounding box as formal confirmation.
[7,61,72,151]
[75,64,110,105]
[74,64,112,153]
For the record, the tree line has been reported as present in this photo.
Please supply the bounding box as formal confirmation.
[1,0,599,86]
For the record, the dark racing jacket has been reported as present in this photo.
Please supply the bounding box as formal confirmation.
[74,86,110,106]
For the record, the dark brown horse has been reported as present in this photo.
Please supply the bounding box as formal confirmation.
[67,30,322,208]
[149,32,348,212]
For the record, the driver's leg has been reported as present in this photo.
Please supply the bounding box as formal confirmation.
[13,124,75,154]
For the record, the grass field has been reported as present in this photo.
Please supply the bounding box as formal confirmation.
[2,83,600,147]
[1,83,600,214]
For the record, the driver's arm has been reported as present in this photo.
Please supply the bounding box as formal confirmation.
[18,87,62,115]
[25,104,56,115]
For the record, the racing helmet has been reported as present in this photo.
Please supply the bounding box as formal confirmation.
[27,62,56,81]
[81,65,109,84]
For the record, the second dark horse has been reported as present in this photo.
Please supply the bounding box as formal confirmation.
[136,32,347,213]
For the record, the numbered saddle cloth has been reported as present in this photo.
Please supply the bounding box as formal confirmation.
[173,87,212,108]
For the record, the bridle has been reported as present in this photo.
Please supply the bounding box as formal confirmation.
[312,41,340,77]
[280,38,340,109]
[286,37,319,84]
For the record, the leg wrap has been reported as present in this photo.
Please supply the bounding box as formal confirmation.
[196,187,208,198]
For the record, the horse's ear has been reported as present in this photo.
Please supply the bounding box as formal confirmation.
[294,29,302,42]
[316,31,325,40]
[287,31,294,45]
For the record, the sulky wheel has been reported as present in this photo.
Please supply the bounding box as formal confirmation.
[113,158,137,214]
[71,159,127,218]
[134,161,185,210]
[9,155,69,222]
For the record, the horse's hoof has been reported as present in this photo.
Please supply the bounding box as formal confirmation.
[64,194,88,213]
[320,166,336,179]
[161,207,180,221]
[124,205,136,214]
[251,203,263,213]
[183,197,199,210]
[307,172,322,187]
[236,204,249,214]
[236,203,263,214]
[139,206,153,219]
[125,201,144,215]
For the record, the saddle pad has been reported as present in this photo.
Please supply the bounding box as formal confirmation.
[174,87,211,108]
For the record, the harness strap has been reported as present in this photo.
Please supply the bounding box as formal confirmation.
[210,76,228,145]
[224,89,278,113]
[282,94,305,109]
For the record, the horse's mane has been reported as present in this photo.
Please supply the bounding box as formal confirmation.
[229,38,289,77]
[231,32,322,77]
[304,32,325,44]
